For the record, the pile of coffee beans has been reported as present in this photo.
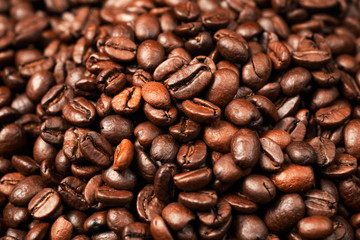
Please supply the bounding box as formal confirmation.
[1,0,360,239]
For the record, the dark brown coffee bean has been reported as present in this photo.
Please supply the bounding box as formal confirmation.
[217,36,249,63]
[58,176,88,211]
[264,193,305,233]
[104,37,136,62]
[162,202,195,231]
[136,184,165,222]
[225,99,262,127]
[26,71,55,102]
[11,155,39,176]
[40,116,69,145]
[28,188,61,220]
[141,81,171,109]
[62,97,96,127]
[315,99,351,128]
[135,14,161,41]
[204,120,238,153]
[0,123,26,156]
[3,202,30,228]
[25,222,50,240]
[83,175,103,206]
[197,198,231,227]
[308,137,336,167]
[112,86,142,115]
[179,190,217,211]
[297,216,333,239]
[213,153,251,183]
[173,167,212,191]
[96,67,126,96]
[153,57,188,82]
[234,214,268,240]
[280,67,311,97]
[62,127,88,163]
[165,62,212,100]
[150,215,174,240]
[222,193,258,213]
[9,175,46,206]
[242,52,272,90]
[177,140,207,170]
[122,222,152,240]
[107,208,135,235]
[134,121,162,148]
[344,119,360,158]
[137,40,165,72]
[150,134,179,163]
[182,98,221,123]
[100,114,134,145]
[169,117,201,142]
[241,174,276,204]
[40,84,75,115]
[0,172,25,196]
[95,186,133,207]
[143,103,178,127]
[321,153,357,179]
[102,167,138,191]
[304,189,337,217]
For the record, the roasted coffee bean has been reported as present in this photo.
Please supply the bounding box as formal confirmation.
[177,140,207,170]
[143,103,178,127]
[100,114,134,145]
[112,86,142,115]
[28,188,61,220]
[213,153,251,183]
[182,98,221,123]
[321,153,357,179]
[63,127,88,163]
[26,71,55,103]
[286,141,316,166]
[96,67,126,96]
[162,202,195,231]
[173,167,212,191]
[141,81,171,109]
[79,131,113,167]
[0,172,25,196]
[150,134,179,163]
[153,163,178,202]
[315,99,351,128]
[107,208,135,234]
[339,176,360,211]
[104,37,136,62]
[150,215,174,240]
[241,174,276,204]
[135,14,161,41]
[153,57,188,82]
[225,99,262,127]
[137,40,165,72]
[40,84,75,115]
[58,176,88,211]
[271,164,315,193]
[62,97,96,127]
[134,121,162,147]
[136,184,165,222]
[113,139,134,171]
[242,52,272,90]
[264,193,305,233]
[84,175,103,206]
[169,117,201,142]
[178,190,217,211]
[102,167,138,191]
[304,189,337,217]
[297,216,333,239]
[344,119,360,158]
[165,62,212,100]
[0,123,26,156]
[204,120,238,153]
[122,222,152,240]
[308,137,336,167]
[9,175,46,206]
[11,155,39,176]
[40,116,69,145]
[231,129,261,169]
[95,186,133,207]
[234,214,268,240]
[3,202,30,228]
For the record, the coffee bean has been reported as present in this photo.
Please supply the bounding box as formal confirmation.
[95,186,133,207]
[96,67,126,96]
[162,202,195,231]
[135,14,161,41]
[178,190,217,211]
[344,119,360,158]
[9,175,46,206]
[58,176,88,211]
[304,189,337,217]
[62,97,96,127]
[113,139,134,171]
[137,40,165,72]
[182,98,221,123]
[225,99,262,127]
[271,164,315,193]
[107,208,135,234]
[234,215,268,240]
[297,216,333,239]
[0,172,25,196]
[105,37,136,62]
[141,81,171,109]
[136,184,165,222]
[173,167,212,191]
[169,117,201,142]
[165,62,212,100]
[264,193,305,233]
[111,86,142,115]
[28,188,61,220]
